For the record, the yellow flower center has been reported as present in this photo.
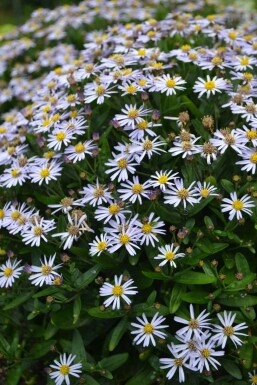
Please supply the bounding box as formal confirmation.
[143,140,153,150]
[68,225,80,236]
[119,234,130,244]
[96,85,106,96]
[138,48,146,56]
[204,81,215,90]
[108,204,120,215]
[188,319,199,329]
[223,326,234,336]
[143,323,154,334]
[0,209,4,220]
[132,184,143,194]
[243,72,253,82]
[251,375,257,384]
[93,187,104,198]
[142,223,152,234]
[182,141,192,151]
[201,348,211,358]
[127,109,139,119]
[138,79,147,86]
[0,127,7,133]
[246,130,257,139]
[117,158,128,169]
[55,132,66,141]
[11,168,20,178]
[11,211,21,220]
[152,62,163,69]
[67,94,76,103]
[166,79,176,88]
[33,226,43,236]
[97,241,107,251]
[158,175,168,184]
[59,365,70,375]
[201,188,210,198]
[40,168,50,178]
[174,358,184,367]
[240,57,249,66]
[112,285,124,296]
[60,197,73,207]
[4,267,13,277]
[41,265,52,275]
[126,85,137,94]
[181,44,191,52]
[165,251,175,260]
[137,120,148,130]
[211,57,223,65]
[7,146,15,155]
[177,188,189,199]
[85,63,94,73]
[74,143,85,153]
[44,151,55,159]
[232,200,244,210]
[228,31,237,39]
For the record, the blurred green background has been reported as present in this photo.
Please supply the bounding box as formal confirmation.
[0,0,256,33]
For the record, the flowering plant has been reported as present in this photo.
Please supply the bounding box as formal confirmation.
[0,0,257,384]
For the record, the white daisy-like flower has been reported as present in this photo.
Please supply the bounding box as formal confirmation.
[210,128,247,155]
[131,136,166,163]
[0,163,30,188]
[131,312,168,347]
[64,140,97,163]
[117,176,151,204]
[221,192,255,221]
[160,343,196,382]
[154,244,185,267]
[47,128,75,151]
[211,311,248,348]
[193,75,227,98]
[21,217,56,247]
[164,179,199,209]
[199,141,218,164]
[236,148,257,174]
[105,154,137,182]
[169,137,201,158]
[99,274,138,310]
[79,179,112,207]
[28,254,62,286]
[115,104,152,129]
[195,181,218,199]
[95,201,130,224]
[149,74,186,95]
[89,234,111,256]
[52,213,93,250]
[232,55,256,71]
[107,223,141,256]
[49,353,82,385]
[48,197,82,215]
[249,370,257,385]
[138,212,166,246]
[84,82,117,104]
[150,169,179,192]
[0,258,23,288]
[236,125,257,146]
[193,334,224,373]
[174,304,211,340]
[30,161,62,185]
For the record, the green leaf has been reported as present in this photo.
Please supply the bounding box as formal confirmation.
[188,196,215,217]
[33,191,59,205]
[88,307,126,319]
[75,264,102,289]
[222,359,242,379]
[99,353,128,371]
[0,334,10,355]
[181,290,209,304]
[109,318,128,351]
[221,179,234,193]
[196,241,228,255]
[29,340,56,359]
[3,291,34,310]
[225,274,255,291]
[169,283,186,313]
[173,271,217,284]
[235,253,251,274]
[142,270,169,281]
[72,330,87,361]
[7,362,31,385]
[217,294,257,307]
[73,296,81,324]
[125,366,156,385]
[83,374,101,385]
[239,343,253,369]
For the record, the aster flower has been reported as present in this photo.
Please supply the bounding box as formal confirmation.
[95,201,130,224]
[193,75,227,98]
[64,140,97,162]
[210,128,247,155]
[174,304,211,340]
[0,258,23,288]
[115,104,152,129]
[160,343,196,382]
[84,82,117,104]
[149,169,179,192]
[105,154,138,182]
[138,212,166,246]
[221,192,255,221]
[21,217,56,247]
[164,179,199,209]
[195,181,218,199]
[249,370,257,385]
[30,161,62,185]
[99,275,138,310]
[236,148,257,174]
[79,179,112,207]
[211,311,248,348]
[154,244,185,267]
[49,353,82,385]
[131,312,168,347]
[193,333,224,372]
[117,176,151,204]
[149,74,186,95]
[89,234,111,256]
[28,254,62,286]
